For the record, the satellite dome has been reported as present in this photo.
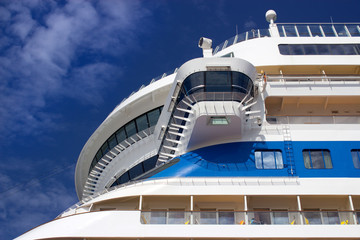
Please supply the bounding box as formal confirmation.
[265,10,277,23]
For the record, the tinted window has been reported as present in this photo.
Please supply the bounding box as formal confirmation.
[116,128,127,143]
[303,149,332,169]
[205,71,231,92]
[136,114,149,132]
[129,163,144,179]
[147,108,160,127]
[108,134,118,149]
[125,120,137,137]
[279,44,360,55]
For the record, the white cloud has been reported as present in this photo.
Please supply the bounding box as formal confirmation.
[0,160,77,239]
[244,18,257,29]
[0,0,150,139]
[0,176,77,238]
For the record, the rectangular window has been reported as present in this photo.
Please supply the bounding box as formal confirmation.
[125,120,137,137]
[128,163,144,180]
[147,108,161,127]
[255,150,283,169]
[136,114,149,132]
[351,150,360,169]
[115,128,127,143]
[209,116,229,125]
[279,44,360,55]
[100,142,110,156]
[108,134,118,150]
[303,149,332,169]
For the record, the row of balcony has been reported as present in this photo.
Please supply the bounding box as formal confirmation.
[141,210,360,225]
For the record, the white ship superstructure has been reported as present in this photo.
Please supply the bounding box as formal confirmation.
[17,10,360,240]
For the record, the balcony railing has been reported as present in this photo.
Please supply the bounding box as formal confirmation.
[141,210,360,225]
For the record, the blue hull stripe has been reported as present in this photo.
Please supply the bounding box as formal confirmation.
[149,141,360,179]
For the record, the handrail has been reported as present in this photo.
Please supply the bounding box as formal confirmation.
[83,127,155,198]
[266,74,360,82]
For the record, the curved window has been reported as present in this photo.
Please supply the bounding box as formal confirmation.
[110,155,158,187]
[180,71,253,103]
[89,106,163,174]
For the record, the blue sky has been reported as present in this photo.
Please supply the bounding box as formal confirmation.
[0,0,359,239]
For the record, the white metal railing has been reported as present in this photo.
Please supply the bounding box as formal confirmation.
[277,23,360,38]
[267,116,360,125]
[213,28,270,55]
[266,75,360,82]
[83,127,155,198]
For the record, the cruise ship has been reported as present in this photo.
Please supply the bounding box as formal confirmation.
[16,10,360,240]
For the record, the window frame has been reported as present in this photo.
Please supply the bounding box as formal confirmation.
[254,150,284,169]
[351,149,360,169]
[303,149,333,169]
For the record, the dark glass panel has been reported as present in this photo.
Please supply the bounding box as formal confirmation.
[136,114,149,132]
[116,128,127,143]
[278,45,290,55]
[96,149,103,160]
[119,172,130,184]
[129,163,144,179]
[125,120,137,137]
[205,71,231,92]
[143,155,158,172]
[303,44,317,55]
[147,108,161,127]
[183,72,204,94]
[232,72,251,93]
[101,142,110,156]
[108,134,118,150]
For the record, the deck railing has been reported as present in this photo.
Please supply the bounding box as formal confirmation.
[141,210,360,225]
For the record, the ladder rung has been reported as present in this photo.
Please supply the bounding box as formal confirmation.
[173,115,191,122]
[168,131,184,137]
[165,138,181,144]
[245,110,261,115]
[163,145,178,151]
[171,123,187,129]
[241,101,257,111]
[176,107,194,114]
